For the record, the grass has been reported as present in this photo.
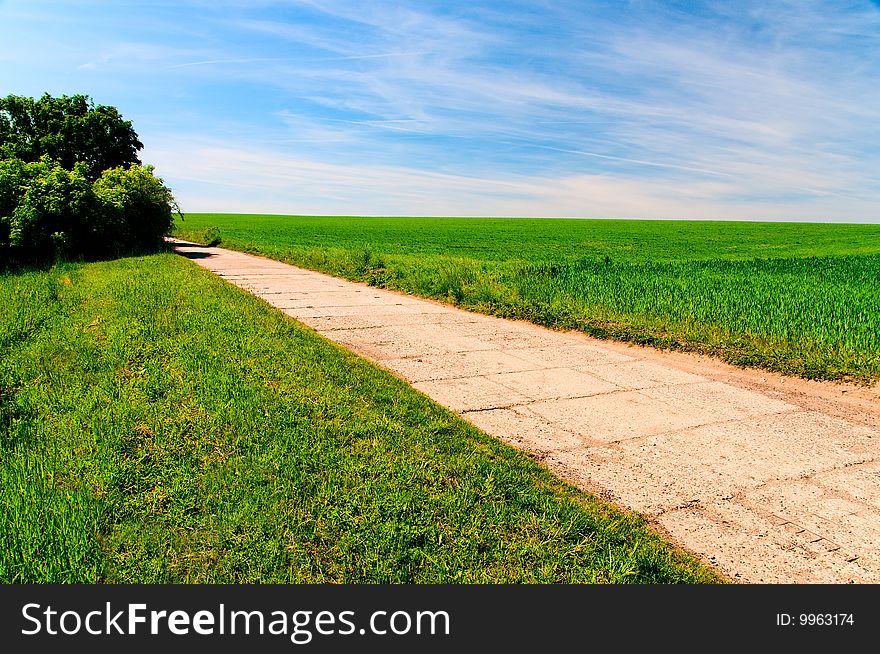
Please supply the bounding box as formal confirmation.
[174,214,880,383]
[0,253,721,583]
[179,225,222,247]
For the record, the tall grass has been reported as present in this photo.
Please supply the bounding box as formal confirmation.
[509,255,880,378]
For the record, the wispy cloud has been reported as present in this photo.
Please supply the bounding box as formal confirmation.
[167,57,291,69]
[146,135,880,221]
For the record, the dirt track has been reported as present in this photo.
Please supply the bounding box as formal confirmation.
[173,240,880,583]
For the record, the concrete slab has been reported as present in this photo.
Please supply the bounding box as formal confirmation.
[273,291,424,308]
[284,303,452,318]
[332,325,490,359]
[814,461,880,508]
[553,410,877,515]
[524,389,718,442]
[506,344,638,368]
[459,407,587,452]
[657,501,869,583]
[379,350,539,383]
[546,445,683,513]
[487,367,621,401]
[745,480,880,569]
[639,381,797,421]
[589,359,708,390]
[412,376,531,412]
[463,324,596,350]
[630,411,877,487]
[296,311,489,331]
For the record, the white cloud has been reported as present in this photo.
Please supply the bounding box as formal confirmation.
[146,136,879,221]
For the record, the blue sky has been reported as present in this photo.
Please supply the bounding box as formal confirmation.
[2,0,879,221]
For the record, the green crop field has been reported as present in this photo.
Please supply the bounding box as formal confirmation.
[175,214,880,384]
[0,254,721,583]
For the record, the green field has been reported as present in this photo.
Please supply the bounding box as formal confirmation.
[175,214,880,383]
[0,254,721,583]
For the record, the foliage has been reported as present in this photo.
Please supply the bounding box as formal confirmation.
[0,158,178,265]
[0,255,722,583]
[0,93,142,182]
[0,93,177,265]
[174,214,880,383]
[93,164,179,254]
[0,156,99,261]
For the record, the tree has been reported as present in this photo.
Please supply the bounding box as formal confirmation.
[0,93,177,266]
[0,93,143,181]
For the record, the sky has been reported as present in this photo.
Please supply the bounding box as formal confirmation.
[1,0,879,221]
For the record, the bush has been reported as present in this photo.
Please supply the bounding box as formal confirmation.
[1,157,99,262]
[0,157,178,265]
[0,93,178,267]
[93,165,179,255]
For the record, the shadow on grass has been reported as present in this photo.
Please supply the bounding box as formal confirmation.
[1,241,179,276]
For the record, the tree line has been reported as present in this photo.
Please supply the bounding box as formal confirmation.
[0,93,179,265]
